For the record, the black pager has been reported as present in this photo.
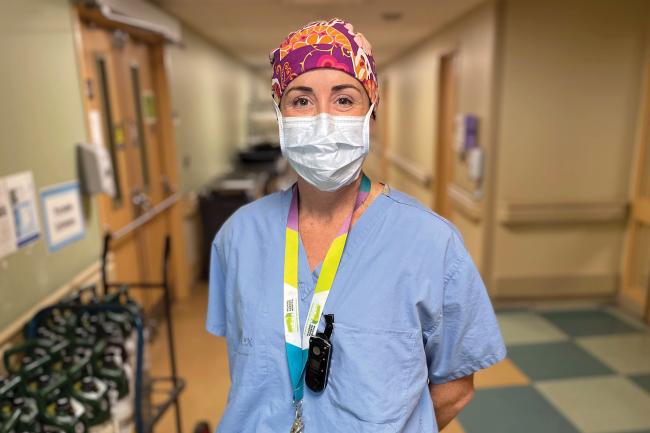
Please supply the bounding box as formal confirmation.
[306,314,334,393]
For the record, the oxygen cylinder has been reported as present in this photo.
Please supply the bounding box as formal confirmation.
[66,348,113,433]
[0,376,21,433]
[94,354,132,433]
[70,377,112,433]
[41,396,87,433]
[1,375,43,433]
[3,343,50,381]
[44,308,77,338]
[12,397,42,432]
[0,407,20,433]
[102,288,138,366]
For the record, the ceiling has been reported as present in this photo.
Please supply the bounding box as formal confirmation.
[152,0,485,70]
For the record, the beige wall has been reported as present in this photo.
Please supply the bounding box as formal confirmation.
[0,0,102,332]
[167,26,266,193]
[0,5,265,334]
[366,2,499,271]
[367,0,648,300]
[492,0,648,299]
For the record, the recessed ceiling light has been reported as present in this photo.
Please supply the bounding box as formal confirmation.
[381,11,403,22]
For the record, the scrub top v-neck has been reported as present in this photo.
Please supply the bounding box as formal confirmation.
[296,186,387,299]
[206,184,506,433]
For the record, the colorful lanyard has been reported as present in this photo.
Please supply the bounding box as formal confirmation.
[283,174,371,403]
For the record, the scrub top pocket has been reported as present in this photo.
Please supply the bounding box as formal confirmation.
[228,299,268,388]
[326,322,418,425]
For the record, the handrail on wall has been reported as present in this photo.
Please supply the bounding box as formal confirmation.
[385,151,433,187]
[110,192,179,241]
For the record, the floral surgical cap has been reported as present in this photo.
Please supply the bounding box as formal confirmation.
[270,18,378,108]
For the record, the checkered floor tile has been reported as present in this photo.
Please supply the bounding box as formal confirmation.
[445,307,650,433]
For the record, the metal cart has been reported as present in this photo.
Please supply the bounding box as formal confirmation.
[99,233,186,433]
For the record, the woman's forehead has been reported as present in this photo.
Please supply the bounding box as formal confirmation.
[285,69,363,92]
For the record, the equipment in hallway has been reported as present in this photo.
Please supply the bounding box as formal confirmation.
[0,234,210,433]
[198,141,292,280]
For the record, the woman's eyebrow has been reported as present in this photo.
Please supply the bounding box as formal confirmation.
[285,86,313,95]
[331,84,362,94]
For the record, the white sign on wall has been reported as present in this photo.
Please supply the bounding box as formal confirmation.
[40,182,85,253]
[5,171,41,248]
[0,179,17,259]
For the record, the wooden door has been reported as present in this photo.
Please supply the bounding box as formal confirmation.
[621,43,650,323]
[78,23,145,297]
[434,53,458,218]
[117,33,170,307]
[76,16,181,308]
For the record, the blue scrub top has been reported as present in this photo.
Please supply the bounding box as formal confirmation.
[206,183,506,433]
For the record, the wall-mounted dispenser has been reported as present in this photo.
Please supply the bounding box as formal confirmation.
[454,113,479,155]
[76,143,116,197]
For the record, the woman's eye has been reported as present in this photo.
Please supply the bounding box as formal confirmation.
[336,97,353,105]
[292,97,310,107]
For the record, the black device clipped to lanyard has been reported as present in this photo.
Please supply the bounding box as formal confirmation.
[306,314,335,393]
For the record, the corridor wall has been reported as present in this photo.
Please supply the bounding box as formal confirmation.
[370,0,648,300]
[492,0,649,298]
[165,25,267,288]
[368,2,499,271]
[0,0,102,333]
[167,27,267,194]
[0,2,267,335]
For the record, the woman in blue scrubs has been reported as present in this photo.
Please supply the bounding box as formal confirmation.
[207,18,506,433]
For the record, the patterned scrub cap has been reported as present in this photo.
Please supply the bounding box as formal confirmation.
[270,18,379,108]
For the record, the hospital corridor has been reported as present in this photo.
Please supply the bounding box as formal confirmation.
[1,1,650,433]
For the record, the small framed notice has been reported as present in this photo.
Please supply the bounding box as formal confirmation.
[5,171,41,248]
[40,182,85,252]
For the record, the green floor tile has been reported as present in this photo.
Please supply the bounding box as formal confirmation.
[508,341,613,381]
[457,386,579,433]
[630,374,650,394]
[497,312,569,346]
[537,376,650,433]
[540,309,641,337]
[577,334,650,375]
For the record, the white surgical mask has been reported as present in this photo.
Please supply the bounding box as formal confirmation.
[274,103,375,192]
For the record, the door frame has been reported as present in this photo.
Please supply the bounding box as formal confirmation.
[71,4,191,300]
[620,30,650,323]
[433,50,459,218]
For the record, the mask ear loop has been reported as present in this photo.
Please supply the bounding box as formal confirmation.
[273,101,285,153]
[363,103,375,154]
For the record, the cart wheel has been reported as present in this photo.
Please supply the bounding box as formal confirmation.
[194,421,211,433]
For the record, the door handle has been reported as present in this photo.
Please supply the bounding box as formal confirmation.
[131,191,143,210]
[131,191,151,211]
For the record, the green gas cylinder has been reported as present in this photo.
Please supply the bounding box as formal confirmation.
[0,407,20,433]
[93,354,128,402]
[25,373,65,407]
[0,377,42,433]
[94,354,132,433]
[41,396,87,433]
[41,307,78,341]
[103,287,139,338]
[70,377,112,433]
[12,397,41,433]
[0,377,20,433]
[65,348,112,433]
[3,339,68,379]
